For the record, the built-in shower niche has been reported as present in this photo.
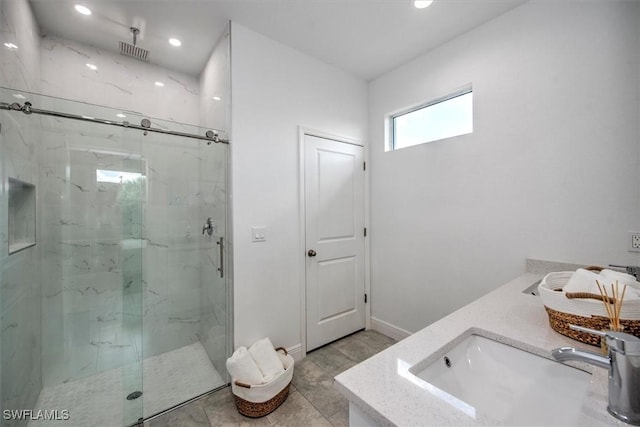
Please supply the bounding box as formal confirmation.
[8,177,36,254]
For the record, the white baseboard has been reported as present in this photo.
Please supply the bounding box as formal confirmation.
[287,319,410,362]
[286,343,304,362]
[370,316,412,341]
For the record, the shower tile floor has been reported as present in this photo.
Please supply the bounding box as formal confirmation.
[146,330,397,427]
[28,341,224,427]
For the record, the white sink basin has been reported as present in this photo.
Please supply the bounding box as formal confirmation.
[408,331,592,425]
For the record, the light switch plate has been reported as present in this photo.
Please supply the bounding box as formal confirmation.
[252,226,267,242]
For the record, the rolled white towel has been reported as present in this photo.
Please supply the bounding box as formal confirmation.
[563,268,603,294]
[600,269,640,291]
[598,269,640,300]
[249,337,284,382]
[226,346,264,385]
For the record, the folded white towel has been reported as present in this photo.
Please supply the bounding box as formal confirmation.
[249,337,284,381]
[600,269,640,291]
[226,346,264,385]
[597,269,640,300]
[563,268,603,294]
[563,268,640,301]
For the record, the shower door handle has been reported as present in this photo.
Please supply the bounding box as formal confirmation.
[217,237,224,278]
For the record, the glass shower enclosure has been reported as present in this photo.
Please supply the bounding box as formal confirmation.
[0,87,231,426]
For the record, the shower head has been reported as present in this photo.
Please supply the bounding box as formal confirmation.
[119,27,149,62]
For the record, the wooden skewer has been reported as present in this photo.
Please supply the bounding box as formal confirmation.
[613,282,618,330]
[596,281,605,313]
[596,281,612,320]
[616,282,621,330]
[595,280,628,332]
[616,281,621,330]
[597,280,615,325]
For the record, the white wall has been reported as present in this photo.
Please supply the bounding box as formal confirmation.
[230,22,368,352]
[369,0,640,333]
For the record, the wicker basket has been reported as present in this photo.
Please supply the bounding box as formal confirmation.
[539,269,640,347]
[231,347,294,418]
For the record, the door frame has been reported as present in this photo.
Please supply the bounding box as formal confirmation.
[297,126,370,358]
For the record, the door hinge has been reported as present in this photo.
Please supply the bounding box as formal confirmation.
[364,293,368,303]
[364,227,367,237]
[363,161,366,171]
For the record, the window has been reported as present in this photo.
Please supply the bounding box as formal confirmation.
[389,88,473,151]
[96,169,144,184]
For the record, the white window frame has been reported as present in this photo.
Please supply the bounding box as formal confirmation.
[387,86,473,151]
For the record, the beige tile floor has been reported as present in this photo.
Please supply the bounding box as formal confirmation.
[145,330,396,427]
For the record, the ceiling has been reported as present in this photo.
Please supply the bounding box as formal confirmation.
[29,0,527,81]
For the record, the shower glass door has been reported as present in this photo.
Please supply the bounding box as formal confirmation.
[135,116,229,418]
[0,87,229,427]
[36,93,145,426]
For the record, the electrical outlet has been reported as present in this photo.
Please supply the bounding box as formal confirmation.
[630,232,640,252]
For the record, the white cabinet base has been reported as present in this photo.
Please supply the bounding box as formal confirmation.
[349,402,378,427]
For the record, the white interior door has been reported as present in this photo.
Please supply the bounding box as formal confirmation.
[305,134,365,351]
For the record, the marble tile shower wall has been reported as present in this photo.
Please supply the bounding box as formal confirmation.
[0,1,42,424]
[0,0,40,93]
[39,35,200,125]
[199,30,230,133]
[0,110,42,425]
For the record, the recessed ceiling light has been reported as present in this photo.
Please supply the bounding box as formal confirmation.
[212,96,221,101]
[74,4,92,15]
[86,63,97,70]
[13,94,26,99]
[155,81,164,87]
[414,0,434,9]
[169,38,182,47]
[116,113,126,118]
[4,42,18,49]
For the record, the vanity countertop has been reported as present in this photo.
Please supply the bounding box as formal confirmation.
[334,261,627,426]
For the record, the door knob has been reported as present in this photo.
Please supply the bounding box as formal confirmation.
[307,249,317,257]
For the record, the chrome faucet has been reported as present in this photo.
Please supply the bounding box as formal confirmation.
[552,346,610,369]
[552,325,640,425]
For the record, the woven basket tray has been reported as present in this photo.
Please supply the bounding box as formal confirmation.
[233,383,290,418]
[544,306,640,346]
[539,269,640,347]
[231,347,293,418]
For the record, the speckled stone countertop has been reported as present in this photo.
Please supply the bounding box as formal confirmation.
[334,259,627,426]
